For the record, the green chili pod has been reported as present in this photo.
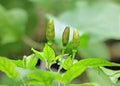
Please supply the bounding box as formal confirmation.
[62,26,70,46]
[73,29,80,48]
[46,19,55,44]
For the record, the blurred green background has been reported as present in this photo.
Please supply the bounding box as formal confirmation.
[0,0,120,86]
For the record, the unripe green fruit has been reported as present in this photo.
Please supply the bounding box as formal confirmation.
[46,19,55,43]
[73,29,80,48]
[62,26,70,46]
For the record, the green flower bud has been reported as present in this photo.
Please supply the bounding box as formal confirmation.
[72,29,80,48]
[62,26,70,46]
[46,19,55,44]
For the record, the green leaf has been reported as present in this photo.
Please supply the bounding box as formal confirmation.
[52,55,62,64]
[87,68,114,86]
[31,48,44,61]
[60,58,120,83]
[24,54,38,69]
[63,56,73,70]
[0,57,18,78]
[27,69,57,86]
[43,44,55,63]
[100,67,120,83]
[61,65,86,84]
[12,59,24,68]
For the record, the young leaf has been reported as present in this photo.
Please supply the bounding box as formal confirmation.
[52,55,62,64]
[31,48,44,61]
[12,59,24,68]
[61,58,120,83]
[27,69,57,86]
[0,57,18,78]
[43,44,55,63]
[63,56,73,70]
[24,54,38,69]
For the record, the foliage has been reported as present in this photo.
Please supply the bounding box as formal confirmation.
[0,0,120,86]
[0,20,120,86]
[0,57,18,78]
[1,54,120,86]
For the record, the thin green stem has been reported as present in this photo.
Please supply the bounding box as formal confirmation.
[47,41,53,46]
[23,56,31,86]
[20,74,30,86]
[20,77,26,86]
[45,61,52,71]
[72,49,77,61]
[62,46,66,55]
[48,64,52,72]
[57,46,66,86]
[57,46,66,73]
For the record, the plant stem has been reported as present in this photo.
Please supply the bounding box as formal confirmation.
[23,56,31,86]
[72,49,77,61]
[47,41,53,46]
[20,78,26,86]
[57,46,66,73]
[48,64,52,72]
[20,76,30,86]
[57,46,66,86]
